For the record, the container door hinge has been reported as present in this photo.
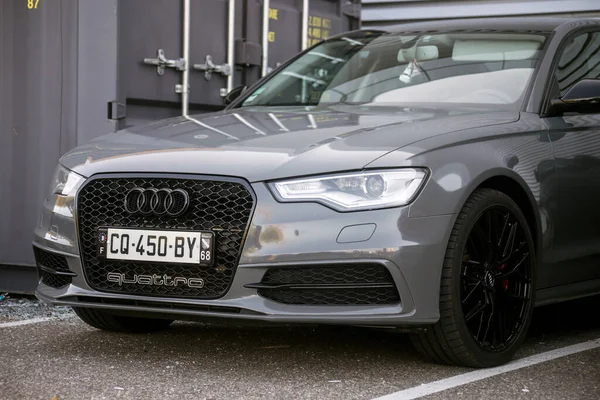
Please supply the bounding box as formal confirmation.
[143,49,186,76]
[193,55,232,80]
[342,2,361,19]
[107,101,126,120]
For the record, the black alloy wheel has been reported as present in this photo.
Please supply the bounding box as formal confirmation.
[461,205,533,352]
[411,188,536,368]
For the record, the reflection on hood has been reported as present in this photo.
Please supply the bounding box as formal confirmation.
[60,105,518,182]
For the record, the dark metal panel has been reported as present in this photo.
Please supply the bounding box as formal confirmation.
[77,0,120,144]
[0,0,79,269]
[119,0,184,104]
[238,0,263,87]
[60,0,80,154]
[361,0,600,28]
[0,265,38,294]
[309,0,360,43]
[267,0,360,72]
[267,0,303,72]
[118,0,234,120]
[189,0,231,106]
[0,0,17,267]
[119,0,361,126]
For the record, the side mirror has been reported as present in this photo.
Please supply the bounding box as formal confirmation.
[549,79,600,115]
[223,85,248,106]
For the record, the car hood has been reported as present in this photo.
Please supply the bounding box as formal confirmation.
[60,106,518,182]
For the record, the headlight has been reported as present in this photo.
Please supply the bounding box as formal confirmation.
[50,165,85,196]
[48,165,85,217]
[268,169,428,212]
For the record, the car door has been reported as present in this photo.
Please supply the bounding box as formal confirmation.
[541,29,600,288]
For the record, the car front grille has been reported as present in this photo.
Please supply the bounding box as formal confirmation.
[254,264,401,305]
[33,247,73,288]
[77,176,255,299]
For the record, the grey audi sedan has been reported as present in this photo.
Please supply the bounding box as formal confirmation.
[34,17,600,367]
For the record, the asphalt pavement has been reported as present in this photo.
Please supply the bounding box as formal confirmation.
[0,295,599,400]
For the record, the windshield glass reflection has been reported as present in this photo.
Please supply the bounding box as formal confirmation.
[241,31,548,110]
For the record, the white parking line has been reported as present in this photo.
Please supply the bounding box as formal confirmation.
[0,317,54,328]
[373,338,600,400]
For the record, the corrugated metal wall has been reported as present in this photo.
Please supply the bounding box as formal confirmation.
[361,0,600,29]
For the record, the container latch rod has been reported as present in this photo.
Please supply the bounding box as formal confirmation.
[193,55,232,80]
[143,49,186,76]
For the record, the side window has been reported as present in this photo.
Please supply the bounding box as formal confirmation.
[556,31,600,96]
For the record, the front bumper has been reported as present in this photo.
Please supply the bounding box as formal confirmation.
[33,181,456,327]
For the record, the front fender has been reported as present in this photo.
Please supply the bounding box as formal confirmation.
[367,122,553,258]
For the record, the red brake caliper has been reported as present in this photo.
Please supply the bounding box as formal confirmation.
[498,264,509,290]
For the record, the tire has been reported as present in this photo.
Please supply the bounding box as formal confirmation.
[411,188,536,368]
[73,307,174,333]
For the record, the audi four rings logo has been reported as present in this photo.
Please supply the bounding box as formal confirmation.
[124,188,190,216]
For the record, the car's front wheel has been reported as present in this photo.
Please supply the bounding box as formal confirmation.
[73,307,174,333]
[411,188,536,368]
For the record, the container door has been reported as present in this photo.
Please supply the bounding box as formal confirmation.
[118,0,360,127]
[118,0,236,126]
[266,0,361,73]
[266,0,303,73]
[119,0,184,126]
[189,0,235,109]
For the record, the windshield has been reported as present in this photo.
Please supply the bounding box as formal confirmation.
[241,31,548,110]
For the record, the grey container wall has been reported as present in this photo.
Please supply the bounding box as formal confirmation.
[0,0,359,292]
[361,0,600,28]
[121,0,360,127]
[1,0,79,268]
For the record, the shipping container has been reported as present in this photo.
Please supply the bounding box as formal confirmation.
[120,0,360,127]
[0,0,360,292]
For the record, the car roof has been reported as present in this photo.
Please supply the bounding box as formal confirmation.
[376,17,599,34]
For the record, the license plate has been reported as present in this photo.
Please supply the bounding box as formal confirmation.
[96,228,214,265]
